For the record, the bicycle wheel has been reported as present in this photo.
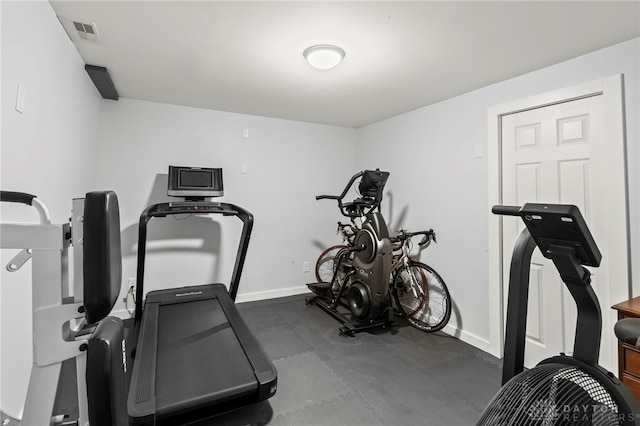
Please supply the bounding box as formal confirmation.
[315,244,347,283]
[393,261,451,332]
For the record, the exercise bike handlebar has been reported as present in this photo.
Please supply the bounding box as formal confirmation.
[315,171,365,202]
[0,190,51,224]
[491,205,521,216]
[316,170,391,218]
[315,194,340,201]
[491,205,522,216]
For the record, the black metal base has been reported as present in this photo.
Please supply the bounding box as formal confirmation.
[305,288,393,337]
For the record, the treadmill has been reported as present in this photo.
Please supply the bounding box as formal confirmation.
[126,166,277,424]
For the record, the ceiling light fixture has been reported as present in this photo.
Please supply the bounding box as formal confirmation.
[303,44,345,70]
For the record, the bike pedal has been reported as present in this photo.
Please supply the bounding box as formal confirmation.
[307,282,331,298]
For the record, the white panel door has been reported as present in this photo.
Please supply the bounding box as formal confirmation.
[501,95,609,368]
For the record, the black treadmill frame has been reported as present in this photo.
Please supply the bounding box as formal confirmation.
[135,201,252,320]
[128,200,276,425]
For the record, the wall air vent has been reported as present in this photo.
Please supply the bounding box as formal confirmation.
[58,16,102,45]
[74,21,100,42]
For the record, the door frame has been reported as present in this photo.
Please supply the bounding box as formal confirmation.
[487,74,630,370]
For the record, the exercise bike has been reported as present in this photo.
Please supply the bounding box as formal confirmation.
[306,169,394,336]
[479,203,639,425]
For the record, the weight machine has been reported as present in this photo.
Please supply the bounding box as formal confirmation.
[1,191,97,425]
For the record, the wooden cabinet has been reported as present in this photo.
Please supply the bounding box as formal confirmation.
[612,296,640,403]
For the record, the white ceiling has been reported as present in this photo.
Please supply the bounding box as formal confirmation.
[49,1,640,128]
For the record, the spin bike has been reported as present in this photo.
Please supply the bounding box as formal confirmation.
[479,203,639,425]
[306,169,394,336]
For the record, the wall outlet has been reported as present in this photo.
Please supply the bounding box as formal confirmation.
[303,261,310,273]
[125,278,136,302]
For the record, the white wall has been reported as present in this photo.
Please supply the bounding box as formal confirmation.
[92,99,357,310]
[1,2,358,416]
[2,0,638,417]
[356,38,640,353]
[0,1,103,418]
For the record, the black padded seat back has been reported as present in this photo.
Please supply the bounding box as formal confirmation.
[83,191,122,325]
[87,316,128,426]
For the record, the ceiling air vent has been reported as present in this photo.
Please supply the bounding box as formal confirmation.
[58,16,102,45]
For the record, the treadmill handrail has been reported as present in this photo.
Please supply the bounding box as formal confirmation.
[135,201,253,322]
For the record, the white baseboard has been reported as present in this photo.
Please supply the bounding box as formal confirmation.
[441,323,497,357]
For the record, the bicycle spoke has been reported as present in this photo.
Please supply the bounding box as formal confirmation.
[393,261,451,332]
[315,244,347,283]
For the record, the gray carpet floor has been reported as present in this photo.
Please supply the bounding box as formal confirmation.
[212,293,503,426]
[4,292,502,426]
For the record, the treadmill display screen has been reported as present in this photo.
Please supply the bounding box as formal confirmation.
[180,170,213,188]
[167,165,223,199]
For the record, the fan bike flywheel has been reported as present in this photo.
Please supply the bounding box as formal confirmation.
[478,358,638,425]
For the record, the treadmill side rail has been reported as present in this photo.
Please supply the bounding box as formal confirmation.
[127,304,159,425]
[216,286,278,400]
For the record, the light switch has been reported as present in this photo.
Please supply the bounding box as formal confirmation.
[473,143,483,158]
[241,163,248,174]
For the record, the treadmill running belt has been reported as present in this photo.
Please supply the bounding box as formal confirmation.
[155,299,257,416]
[128,284,275,425]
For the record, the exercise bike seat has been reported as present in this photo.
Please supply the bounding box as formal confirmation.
[615,318,640,347]
[342,198,375,216]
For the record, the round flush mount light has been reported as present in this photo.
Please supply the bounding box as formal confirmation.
[303,44,345,70]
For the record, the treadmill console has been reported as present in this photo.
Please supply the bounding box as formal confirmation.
[167,201,223,212]
[145,202,239,219]
[168,165,223,200]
